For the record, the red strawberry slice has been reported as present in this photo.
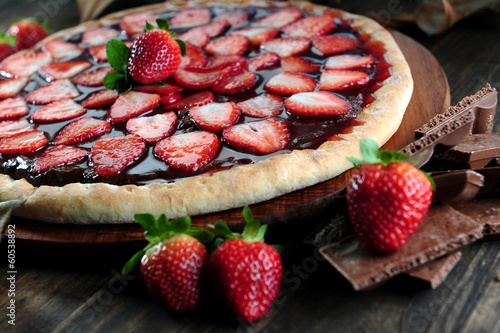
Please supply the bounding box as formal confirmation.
[32,145,88,173]
[72,67,114,87]
[205,35,249,56]
[81,89,119,109]
[109,91,160,123]
[280,56,321,73]
[126,112,177,143]
[25,79,80,104]
[53,116,112,145]
[31,99,86,123]
[0,77,29,99]
[265,71,316,95]
[222,117,290,154]
[284,91,352,116]
[253,7,302,28]
[213,71,257,94]
[311,35,359,55]
[188,102,240,132]
[236,93,283,118]
[91,134,146,175]
[42,40,84,59]
[0,118,33,139]
[179,42,208,69]
[318,69,370,91]
[0,97,28,120]
[39,61,92,81]
[120,13,159,36]
[324,54,374,70]
[160,92,184,106]
[214,10,251,27]
[163,91,214,111]
[0,130,47,154]
[174,66,232,89]
[154,131,220,172]
[177,30,210,48]
[261,37,310,57]
[134,81,183,95]
[189,19,230,38]
[82,27,120,46]
[246,52,280,72]
[0,52,52,78]
[281,15,335,37]
[206,55,246,75]
[169,8,211,28]
[231,27,279,46]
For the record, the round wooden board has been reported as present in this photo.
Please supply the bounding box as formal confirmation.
[10,31,450,245]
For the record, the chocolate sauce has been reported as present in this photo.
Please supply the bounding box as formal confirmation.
[0,6,392,186]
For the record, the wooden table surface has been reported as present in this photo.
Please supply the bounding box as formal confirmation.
[1,1,499,332]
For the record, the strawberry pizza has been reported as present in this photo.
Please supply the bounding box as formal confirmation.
[0,0,413,224]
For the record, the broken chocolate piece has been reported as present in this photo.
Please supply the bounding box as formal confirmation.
[432,170,484,202]
[407,251,462,289]
[319,203,483,291]
[432,166,500,194]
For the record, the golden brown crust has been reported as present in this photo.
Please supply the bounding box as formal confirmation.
[3,0,413,224]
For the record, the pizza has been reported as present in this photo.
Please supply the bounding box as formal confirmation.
[0,0,413,224]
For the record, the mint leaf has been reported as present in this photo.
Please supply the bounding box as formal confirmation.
[103,71,126,91]
[106,39,130,72]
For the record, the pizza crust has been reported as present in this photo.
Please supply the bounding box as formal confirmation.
[2,0,413,224]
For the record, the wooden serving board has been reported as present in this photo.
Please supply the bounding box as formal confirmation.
[11,31,450,245]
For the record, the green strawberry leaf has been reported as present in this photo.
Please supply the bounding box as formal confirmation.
[347,139,410,167]
[210,220,236,240]
[187,227,215,243]
[134,213,158,234]
[360,138,380,164]
[121,248,146,275]
[144,20,156,33]
[175,39,186,56]
[169,216,190,234]
[156,18,170,31]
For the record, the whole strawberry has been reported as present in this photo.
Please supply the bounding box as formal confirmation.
[8,19,48,51]
[122,214,214,313]
[208,207,282,323]
[128,19,184,84]
[346,139,434,254]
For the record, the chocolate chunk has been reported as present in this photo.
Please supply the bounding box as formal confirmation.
[319,203,483,291]
[432,166,500,194]
[407,251,462,289]
[434,133,500,168]
[432,170,484,202]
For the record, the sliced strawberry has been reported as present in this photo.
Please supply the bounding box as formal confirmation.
[236,93,283,118]
[179,42,208,69]
[88,45,108,62]
[265,71,316,95]
[246,52,280,72]
[214,10,251,27]
[284,91,352,116]
[42,40,84,59]
[0,77,29,99]
[318,69,370,91]
[281,15,334,38]
[0,97,28,120]
[91,134,146,175]
[25,79,80,104]
[154,131,220,172]
[82,27,120,46]
[109,91,160,123]
[188,20,229,38]
[39,61,92,81]
[188,102,240,132]
[31,99,86,123]
[206,55,246,75]
[169,8,211,28]
[174,66,232,89]
[253,7,302,28]
[53,116,111,145]
[0,118,33,139]
[0,130,47,154]
[205,35,249,56]
[163,91,214,111]
[177,30,210,48]
[134,81,183,95]
[324,54,374,70]
[72,67,114,87]
[280,56,321,73]
[160,92,184,106]
[261,37,310,57]
[0,52,52,78]
[32,145,88,173]
[213,71,256,94]
[126,112,177,143]
[81,89,119,109]
[120,13,159,37]
[311,35,359,55]
[231,27,279,46]
[222,117,290,154]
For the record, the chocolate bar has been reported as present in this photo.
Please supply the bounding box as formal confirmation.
[407,251,462,289]
[432,170,484,202]
[319,203,483,291]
